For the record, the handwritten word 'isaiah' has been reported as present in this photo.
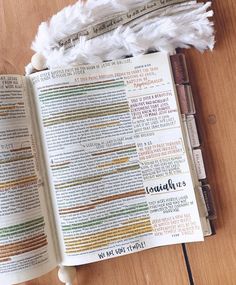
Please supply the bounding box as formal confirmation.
[145,179,186,194]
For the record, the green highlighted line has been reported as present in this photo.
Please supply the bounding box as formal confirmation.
[39,83,125,101]
[43,108,129,127]
[0,217,44,237]
[44,101,129,118]
[39,79,116,93]
[39,80,124,96]
[43,102,129,123]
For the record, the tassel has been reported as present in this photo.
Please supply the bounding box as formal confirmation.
[29,0,214,71]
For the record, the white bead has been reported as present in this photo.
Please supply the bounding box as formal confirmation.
[25,63,35,75]
[58,266,76,285]
[31,53,47,70]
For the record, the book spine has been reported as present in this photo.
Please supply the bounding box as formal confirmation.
[170,53,217,231]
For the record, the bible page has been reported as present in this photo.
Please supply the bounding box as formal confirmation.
[29,52,203,266]
[0,75,57,285]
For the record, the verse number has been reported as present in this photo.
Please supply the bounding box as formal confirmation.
[1,143,14,150]
[172,234,180,237]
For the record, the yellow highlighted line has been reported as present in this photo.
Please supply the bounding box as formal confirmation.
[65,222,152,253]
[90,121,120,129]
[51,161,70,169]
[0,176,37,190]
[0,155,33,164]
[66,228,151,253]
[64,219,151,243]
[96,157,129,169]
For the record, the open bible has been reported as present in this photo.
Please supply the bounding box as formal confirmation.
[0,52,212,284]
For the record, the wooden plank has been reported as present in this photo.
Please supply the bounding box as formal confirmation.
[20,246,189,285]
[76,247,189,285]
[185,0,236,284]
[0,0,75,74]
[0,1,189,284]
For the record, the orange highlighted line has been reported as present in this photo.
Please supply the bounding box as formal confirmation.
[91,189,145,203]
[0,175,37,190]
[0,233,45,251]
[92,145,136,156]
[10,146,31,152]
[59,189,145,215]
[0,258,11,263]
[0,233,48,259]
[55,164,140,190]
[0,241,48,259]
[0,106,16,110]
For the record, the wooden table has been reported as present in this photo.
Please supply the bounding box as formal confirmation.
[1,1,236,284]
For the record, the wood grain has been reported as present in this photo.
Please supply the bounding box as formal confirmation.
[0,1,189,285]
[0,0,75,74]
[1,0,236,284]
[184,0,236,284]
[18,246,189,285]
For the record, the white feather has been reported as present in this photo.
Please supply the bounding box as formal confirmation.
[31,0,215,70]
